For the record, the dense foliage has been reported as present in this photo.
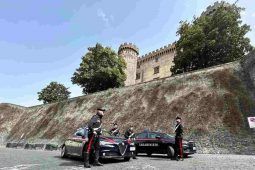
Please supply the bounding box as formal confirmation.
[72,43,126,94]
[171,2,253,75]
[38,82,70,104]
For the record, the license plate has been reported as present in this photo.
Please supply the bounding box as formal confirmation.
[130,147,135,151]
[139,143,158,147]
[193,147,196,150]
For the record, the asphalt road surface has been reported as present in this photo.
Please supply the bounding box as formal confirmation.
[0,148,255,170]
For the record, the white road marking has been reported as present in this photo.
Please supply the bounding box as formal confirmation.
[0,164,40,170]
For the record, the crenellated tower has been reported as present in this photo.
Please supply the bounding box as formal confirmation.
[118,43,139,86]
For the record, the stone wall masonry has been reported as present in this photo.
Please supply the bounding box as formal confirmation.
[136,48,176,84]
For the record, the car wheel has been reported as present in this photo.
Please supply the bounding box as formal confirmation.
[60,145,68,158]
[124,157,131,161]
[167,146,174,159]
[146,152,152,156]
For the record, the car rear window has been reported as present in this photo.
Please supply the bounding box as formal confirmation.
[148,133,159,139]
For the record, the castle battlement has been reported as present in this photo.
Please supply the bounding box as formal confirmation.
[118,41,177,86]
[118,42,139,55]
[138,43,176,63]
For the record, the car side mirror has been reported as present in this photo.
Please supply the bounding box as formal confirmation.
[155,135,161,139]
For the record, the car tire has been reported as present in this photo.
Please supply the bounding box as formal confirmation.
[146,152,152,156]
[61,145,68,158]
[167,146,175,159]
[124,157,131,161]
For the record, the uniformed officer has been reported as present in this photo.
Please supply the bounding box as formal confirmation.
[84,108,105,168]
[174,116,184,161]
[109,122,120,137]
[124,125,137,159]
[124,125,135,139]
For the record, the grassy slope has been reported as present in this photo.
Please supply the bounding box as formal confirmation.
[1,62,254,154]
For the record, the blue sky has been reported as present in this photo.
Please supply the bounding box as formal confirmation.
[0,0,254,106]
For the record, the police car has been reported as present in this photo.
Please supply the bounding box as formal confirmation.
[134,131,196,158]
[61,127,135,161]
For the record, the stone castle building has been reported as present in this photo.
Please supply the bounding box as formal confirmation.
[118,43,176,86]
[118,2,232,86]
[117,2,234,86]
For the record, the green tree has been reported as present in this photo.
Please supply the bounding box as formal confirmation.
[171,1,253,75]
[38,82,71,104]
[71,43,126,94]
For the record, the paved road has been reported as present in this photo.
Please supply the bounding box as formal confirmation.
[0,148,255,170]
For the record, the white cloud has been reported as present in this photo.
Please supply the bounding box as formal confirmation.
[97,9,113,26]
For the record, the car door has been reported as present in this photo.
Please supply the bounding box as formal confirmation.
[65,138,76,155]
[135,132,148,153]
[72,128,86,156]
[146,132,162,153]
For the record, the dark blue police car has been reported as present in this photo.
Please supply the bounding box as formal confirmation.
[134,131,196,158]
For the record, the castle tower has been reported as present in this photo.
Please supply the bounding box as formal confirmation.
[118,43,139,86]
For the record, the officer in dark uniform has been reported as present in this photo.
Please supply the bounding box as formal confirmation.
[84,108,105,168]
[124,125,135,139]
[124,125,137,159]
[174,116,184,161]
[109,122,120,137]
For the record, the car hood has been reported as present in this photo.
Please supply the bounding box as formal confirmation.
[100,136,126,144]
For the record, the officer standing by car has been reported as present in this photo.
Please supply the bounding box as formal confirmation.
[84,108,105,168]
[124,125,137,159]
[174,116,184,161]
[109,122,120,137]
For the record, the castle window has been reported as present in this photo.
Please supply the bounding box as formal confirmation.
[137,64,140,69]
[136,73,141,80]
[154,66,159,74]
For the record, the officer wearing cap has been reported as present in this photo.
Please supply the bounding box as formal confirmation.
[109,122,120,137]
[84,107,105,168]
[124,125,137,159]
[174,116,184,161]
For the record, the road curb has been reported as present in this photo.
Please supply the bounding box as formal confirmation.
[6,142,59,151]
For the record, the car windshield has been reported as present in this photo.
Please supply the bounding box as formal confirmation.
[74,128,85,136]
[101,129,123,138]
[163,134,174,139]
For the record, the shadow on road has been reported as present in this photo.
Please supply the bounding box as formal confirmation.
[137,154,193,161]
[54,156,83,167]
[54,155,127,167]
